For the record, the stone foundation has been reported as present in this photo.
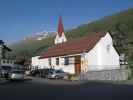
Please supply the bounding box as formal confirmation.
[80,69,131,81]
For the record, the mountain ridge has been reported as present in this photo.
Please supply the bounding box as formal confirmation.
[9,8,133,62]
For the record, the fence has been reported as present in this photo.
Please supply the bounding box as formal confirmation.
[80,67,131,81]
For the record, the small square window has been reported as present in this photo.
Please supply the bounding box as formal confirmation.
[56,58,59,65]
[64,57,69,65]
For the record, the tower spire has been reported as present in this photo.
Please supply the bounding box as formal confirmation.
[57,16,64,37]
[54,16,67,45]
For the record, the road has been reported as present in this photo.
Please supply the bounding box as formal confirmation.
[0,78,133,100]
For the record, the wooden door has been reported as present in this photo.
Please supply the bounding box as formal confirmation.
[74,55,81,75]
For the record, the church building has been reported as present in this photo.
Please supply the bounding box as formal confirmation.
[31,16,120,75]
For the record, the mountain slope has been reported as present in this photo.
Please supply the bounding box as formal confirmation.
[9,8,133,62]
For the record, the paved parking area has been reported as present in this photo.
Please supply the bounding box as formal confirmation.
[0,78,133,100]
[29,77,86,85]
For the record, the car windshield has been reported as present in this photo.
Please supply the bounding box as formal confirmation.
[55,70,64,73]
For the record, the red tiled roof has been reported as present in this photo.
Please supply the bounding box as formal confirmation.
[57,16,64,37]
[39,32,106,59]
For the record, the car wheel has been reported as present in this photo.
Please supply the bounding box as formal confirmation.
[55,76,59,79]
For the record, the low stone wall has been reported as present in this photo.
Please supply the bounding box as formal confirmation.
[80,69,131,81]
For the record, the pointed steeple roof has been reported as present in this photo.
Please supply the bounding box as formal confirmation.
[57,16,64,37]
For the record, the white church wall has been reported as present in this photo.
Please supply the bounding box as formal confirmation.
[97,32,120,69]
[60,56,75,74]
[38,58,49,69]
[50,56,75,74]
[96,32,120,70]
[31,55,75,74]
[83,32,120,72]
[82,42,100,72]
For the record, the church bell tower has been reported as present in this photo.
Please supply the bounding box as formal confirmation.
[54,16,67,45]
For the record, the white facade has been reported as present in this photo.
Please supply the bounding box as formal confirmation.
[54,32,67,44]
[31,56,49,69]
[31,32,120,74]
[31,55,75,74]
[48,56,75,74]
[81,32,120,73]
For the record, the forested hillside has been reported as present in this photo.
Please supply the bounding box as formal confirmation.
[9,8,133,63]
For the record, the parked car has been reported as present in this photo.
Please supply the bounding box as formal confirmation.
[30,68,52,78]
[10,70,25,80]
[30,69,42,77]
[0,65,12,79]
[47,69,68,79]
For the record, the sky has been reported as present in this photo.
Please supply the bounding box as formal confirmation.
[0,0,133,42]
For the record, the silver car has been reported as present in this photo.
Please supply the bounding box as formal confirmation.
[47,69,68,79]
[10,70,25,80]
